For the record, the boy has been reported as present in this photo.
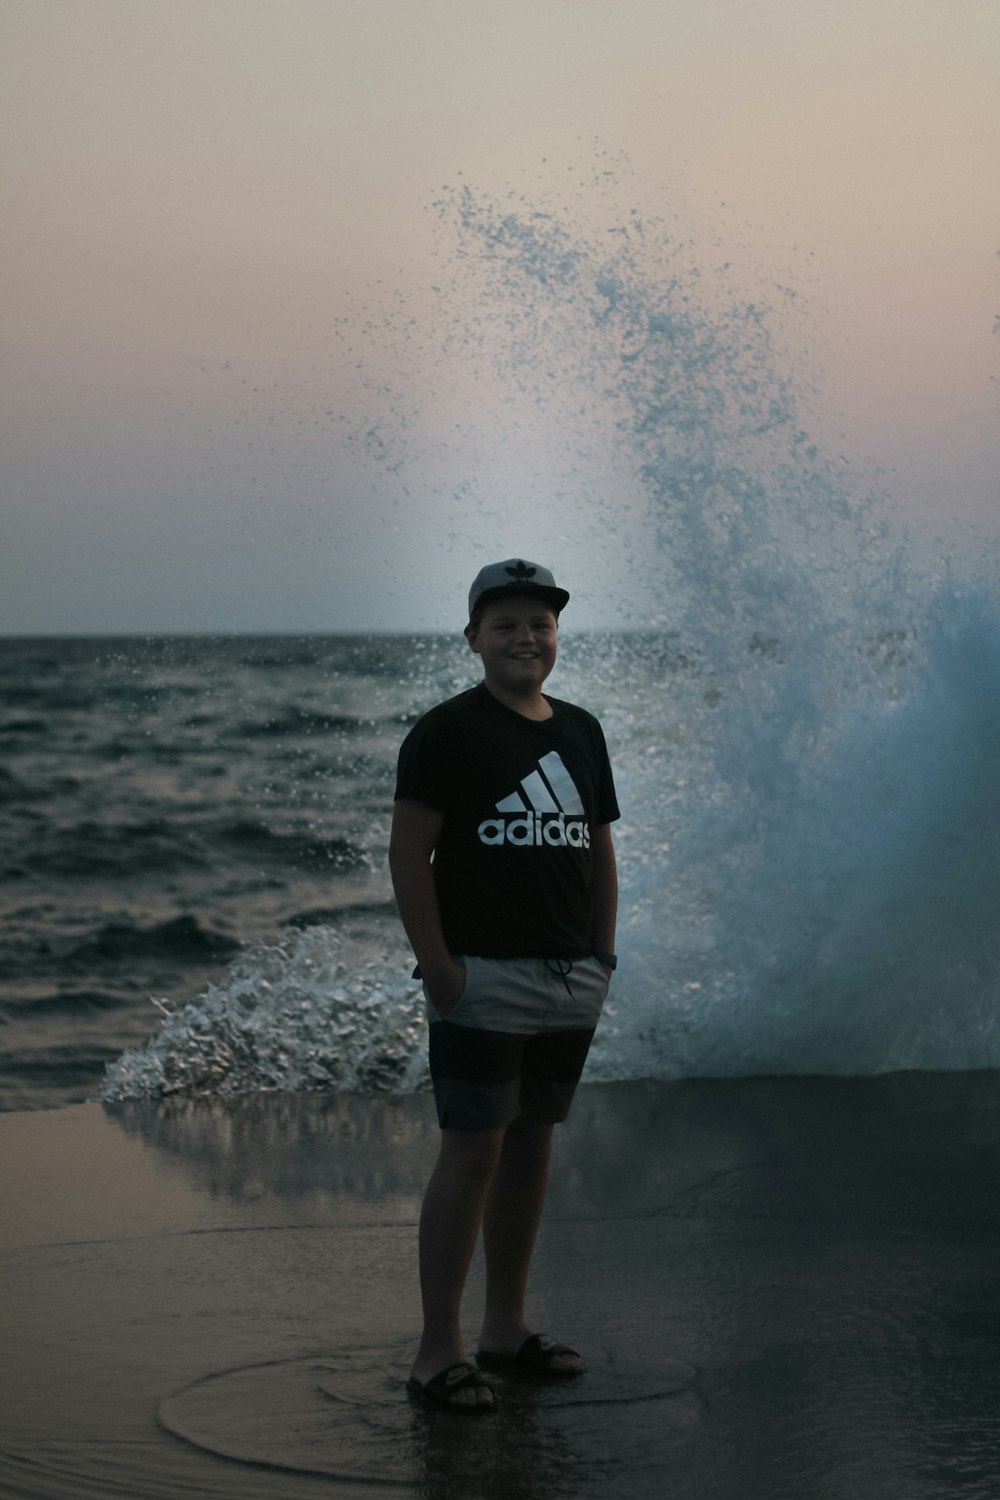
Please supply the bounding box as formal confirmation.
[390,558,619,1411]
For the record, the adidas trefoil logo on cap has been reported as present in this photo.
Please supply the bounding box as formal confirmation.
[478,751,590,849]
[467,558,570,617]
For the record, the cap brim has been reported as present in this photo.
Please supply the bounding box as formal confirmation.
[471,582,570,615]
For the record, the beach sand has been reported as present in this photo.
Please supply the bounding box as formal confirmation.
[3,1072,1000,1499]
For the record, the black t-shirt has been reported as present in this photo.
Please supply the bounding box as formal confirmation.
[394,682,620,958]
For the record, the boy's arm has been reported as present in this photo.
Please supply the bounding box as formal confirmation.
[388,798,466,1012]
[590,822,618,973]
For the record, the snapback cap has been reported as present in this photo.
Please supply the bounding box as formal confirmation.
[467,558,570,618]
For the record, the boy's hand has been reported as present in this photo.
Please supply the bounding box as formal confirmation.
[423,958,467,1016]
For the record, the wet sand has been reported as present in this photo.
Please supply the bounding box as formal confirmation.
[3,1073,1000,1499]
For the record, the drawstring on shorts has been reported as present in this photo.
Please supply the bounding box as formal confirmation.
[544,957,576,1001]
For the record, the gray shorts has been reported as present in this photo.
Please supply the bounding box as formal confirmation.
[424,955,611,1131]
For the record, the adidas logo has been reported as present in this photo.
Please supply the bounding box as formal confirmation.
[478,751,590,849]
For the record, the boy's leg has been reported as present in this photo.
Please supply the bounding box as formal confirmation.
[477,1018,601,1373]
[411,1126,504,1406]
[478,1115,553,1343]
[478,1116,581,1372]
[414,968,603,1391]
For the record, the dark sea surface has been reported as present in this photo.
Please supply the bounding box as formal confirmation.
[3,612,998,1113]
[0,633,455,1109]
[1,630,666,1110]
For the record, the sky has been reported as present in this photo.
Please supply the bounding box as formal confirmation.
[2,0,998,634]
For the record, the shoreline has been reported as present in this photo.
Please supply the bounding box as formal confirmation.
[11,1056,1000,1119]
[4,1072,1000,1498]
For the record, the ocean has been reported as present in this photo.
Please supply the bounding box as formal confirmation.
[0,629,668,1109]
[4,183,998,1114]
[0,631,448,1110]
[3,598,997,1113]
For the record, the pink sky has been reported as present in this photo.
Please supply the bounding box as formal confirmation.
[2,0,997,632]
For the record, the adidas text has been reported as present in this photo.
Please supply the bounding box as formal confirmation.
[477,812,590,849]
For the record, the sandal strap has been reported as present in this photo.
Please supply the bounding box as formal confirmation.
[426,1361,489,1398]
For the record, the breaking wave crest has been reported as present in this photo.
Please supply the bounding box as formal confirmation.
[101,179,1000,1100]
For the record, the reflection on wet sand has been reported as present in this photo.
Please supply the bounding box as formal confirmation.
[5,1075,1000,1498]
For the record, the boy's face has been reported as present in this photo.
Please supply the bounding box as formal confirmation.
[465,596,559,698]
